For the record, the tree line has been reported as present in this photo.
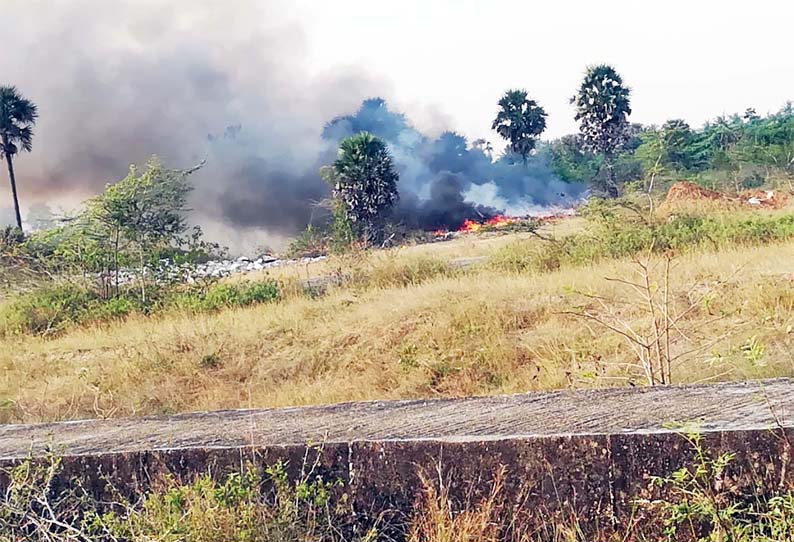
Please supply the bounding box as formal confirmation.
[2,64,794,246]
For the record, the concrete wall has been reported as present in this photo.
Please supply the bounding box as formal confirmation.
[4,427,791,539]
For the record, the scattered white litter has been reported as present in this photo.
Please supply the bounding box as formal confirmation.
[107,255,327,286]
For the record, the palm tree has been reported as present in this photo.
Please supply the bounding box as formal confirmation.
[492,89,547,164]
[330,132,399,243]
[0,86,38,232]
[571,65,631,197]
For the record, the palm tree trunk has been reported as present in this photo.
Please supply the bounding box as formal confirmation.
[2,138,23,232]
[605,154,619,198]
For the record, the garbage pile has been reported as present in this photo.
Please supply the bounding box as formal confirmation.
[111,255,327,286]
[661,181,790,212]
[741,189,789,208]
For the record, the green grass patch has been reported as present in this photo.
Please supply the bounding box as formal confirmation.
[490,210,794,273]
[0,278,281,337]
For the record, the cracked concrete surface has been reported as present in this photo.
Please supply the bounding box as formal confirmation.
[1,378,792,459]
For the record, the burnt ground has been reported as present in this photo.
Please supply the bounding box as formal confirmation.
[1,378,792,459]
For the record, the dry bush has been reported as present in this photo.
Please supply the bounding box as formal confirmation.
[566,251,743,385]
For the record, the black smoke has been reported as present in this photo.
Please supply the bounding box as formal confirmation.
[393,174,497,231]
[319,98,582,229]
[1,1,581,240]
[0,1,379,236]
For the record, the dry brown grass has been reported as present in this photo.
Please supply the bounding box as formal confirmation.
[409,467,506,542]
[1,232,793,424]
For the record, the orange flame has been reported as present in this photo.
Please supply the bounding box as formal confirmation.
[485,215,517,227]
[458,219,482,232]
[457,215,517,232]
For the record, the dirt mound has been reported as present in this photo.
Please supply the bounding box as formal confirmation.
[664,181,731,203]
[660,181,737,213]
[661,181,790,213]
[739,189,789,209]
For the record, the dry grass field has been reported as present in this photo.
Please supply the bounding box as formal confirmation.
[2,219,793,423]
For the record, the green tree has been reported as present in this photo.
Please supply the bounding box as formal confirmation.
[86,157,201,301]
[636,119,697,179]
[548,134,602,182]
[491,89,547,163]
[571,65,632,197]
[701,116,745,188]
[739,104,794,177]
[658,120,694,170]
[0,86,38,232]
[330,132,399,244]
[17,158,213,303]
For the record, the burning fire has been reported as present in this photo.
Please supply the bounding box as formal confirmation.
[432,209,576,238]
[458,215,517,233]
[458,219,482,233]
[485,215,517,227]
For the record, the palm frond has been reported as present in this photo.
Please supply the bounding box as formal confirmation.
[0,85,38,155]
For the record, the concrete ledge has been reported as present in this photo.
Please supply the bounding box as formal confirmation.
[2,378,792,458]
[1,379,793,537]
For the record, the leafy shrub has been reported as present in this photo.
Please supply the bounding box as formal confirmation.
[89,295,145,321]
[0,278,281,336]
[198,280,280,310]
[199,352,222,369]
[651,433,794,541]
[0,281,166,336]
[89,462,345,542]
[1,455,352,542]
[287,224,330,259]
[165,279,280,313]
[0,283,101,335]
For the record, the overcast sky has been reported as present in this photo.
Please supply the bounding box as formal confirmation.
[291,0,794,138]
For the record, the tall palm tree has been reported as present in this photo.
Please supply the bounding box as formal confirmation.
[492,89,547,164]
[0,86,38,232]
[571,65,631,197]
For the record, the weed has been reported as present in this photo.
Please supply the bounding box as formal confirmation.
[741,336,766,367]
[650,433,794,541]
[0,455,353,542]
[199,352,221,369]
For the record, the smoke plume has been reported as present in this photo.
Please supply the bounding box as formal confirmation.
[1,1,581,247]
[0,208,14,229]
[321,98,581,229]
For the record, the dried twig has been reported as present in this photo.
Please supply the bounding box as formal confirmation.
[564,253,741,386]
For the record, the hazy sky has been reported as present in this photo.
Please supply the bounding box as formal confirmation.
[2,0,793,235]
[291,0,794,139]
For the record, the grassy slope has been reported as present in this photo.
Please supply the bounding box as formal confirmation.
[2,224,793,424]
